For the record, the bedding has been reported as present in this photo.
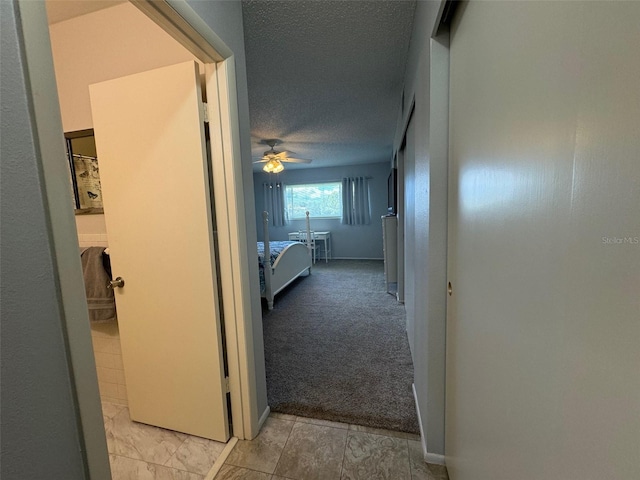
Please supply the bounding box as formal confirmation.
[257,240,298,293]
[259,211,313,309]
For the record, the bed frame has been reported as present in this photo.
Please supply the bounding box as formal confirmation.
[261,210,313,309]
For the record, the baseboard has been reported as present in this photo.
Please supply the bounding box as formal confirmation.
[412,384,427,452]
[425,452,446,465]
[413,383,446,466]
[258,405,271,430]
[204,437,238,480]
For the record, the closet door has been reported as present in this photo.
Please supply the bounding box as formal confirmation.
[89,61,229,441]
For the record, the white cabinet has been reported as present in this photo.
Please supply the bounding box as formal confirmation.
[382,215,398,292]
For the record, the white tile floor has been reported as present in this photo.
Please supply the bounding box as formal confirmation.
[102,403,448,480]
[103,402,226,479]
[217,413,448,480]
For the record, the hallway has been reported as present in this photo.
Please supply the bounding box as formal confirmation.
[102,400,448,479]
[215,413,448,480]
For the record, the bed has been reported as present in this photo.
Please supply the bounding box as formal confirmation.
[259,211,313,309]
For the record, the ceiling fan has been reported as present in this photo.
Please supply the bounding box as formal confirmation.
[253,140,311,173]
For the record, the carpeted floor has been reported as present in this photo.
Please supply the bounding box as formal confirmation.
[262,259,419,434]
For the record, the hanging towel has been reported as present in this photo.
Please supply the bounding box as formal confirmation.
[80,246,117,322]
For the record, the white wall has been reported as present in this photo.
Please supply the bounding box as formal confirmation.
[446,2,640,478]
[394,0,448,458]
[49,2,203,132]
[254,162,390,259]
[49,2,203,238]
[75,214,108,236]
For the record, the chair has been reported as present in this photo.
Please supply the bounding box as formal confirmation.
[298,230,317,264]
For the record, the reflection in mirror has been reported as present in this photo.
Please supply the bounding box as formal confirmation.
[65,129,103,214]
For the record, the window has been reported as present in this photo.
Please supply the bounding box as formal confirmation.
[285,182,342,220]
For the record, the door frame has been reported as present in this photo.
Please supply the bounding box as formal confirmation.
[395,98,415,306]
[16,0,259,477]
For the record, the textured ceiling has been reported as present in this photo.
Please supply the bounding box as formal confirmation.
[242,0,416,170]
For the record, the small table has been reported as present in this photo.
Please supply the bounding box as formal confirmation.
[288,231,331,263]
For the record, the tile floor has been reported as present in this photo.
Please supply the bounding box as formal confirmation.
[102,401,227,479]
[102,403,448,480]
[215,413,449,480]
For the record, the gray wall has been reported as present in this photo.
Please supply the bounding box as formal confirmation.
[254,162,390,259]
[0,2,87,477]
[394,0,448,457]
[186,0,268,426]
[446,2,640,478]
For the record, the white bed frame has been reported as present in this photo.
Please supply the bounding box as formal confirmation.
[261,211,313,309]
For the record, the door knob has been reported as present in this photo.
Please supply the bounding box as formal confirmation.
[107,277,125,289]
[448,281,453,296]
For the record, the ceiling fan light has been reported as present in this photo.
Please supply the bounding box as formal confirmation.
[262,159,276,172]
[272,161,284,173]
[263,158,284,173]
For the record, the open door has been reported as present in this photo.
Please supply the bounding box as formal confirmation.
[89,61,229,441]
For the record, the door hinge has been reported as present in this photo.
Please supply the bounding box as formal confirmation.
[202,102,209,123]
[224,376,230,393]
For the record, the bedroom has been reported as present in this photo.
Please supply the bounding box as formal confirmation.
[254,162,390,261]
[253,157,418,432]
[243,0,415,324]
[246,0,417,437]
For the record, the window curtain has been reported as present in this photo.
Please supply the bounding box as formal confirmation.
[341,176,371,225]
[263,182,286,227]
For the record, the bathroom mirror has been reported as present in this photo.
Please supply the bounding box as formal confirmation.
[65,129,103,214]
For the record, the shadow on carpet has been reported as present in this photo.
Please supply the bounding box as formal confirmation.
[262,260,419,434]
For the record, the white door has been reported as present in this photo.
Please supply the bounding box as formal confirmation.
[89,61,229,441]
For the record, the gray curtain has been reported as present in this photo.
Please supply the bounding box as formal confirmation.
[342,176,371,225]
[263,182,286,227]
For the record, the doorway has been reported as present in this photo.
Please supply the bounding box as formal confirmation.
[22,0,260,476]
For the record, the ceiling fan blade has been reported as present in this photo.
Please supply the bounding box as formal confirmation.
[281,157,312,164]
[256,141,312,165]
